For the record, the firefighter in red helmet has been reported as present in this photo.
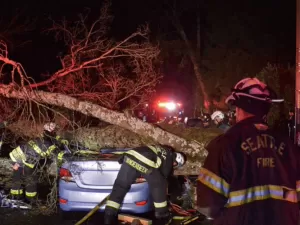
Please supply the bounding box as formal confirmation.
[197,77,300,225]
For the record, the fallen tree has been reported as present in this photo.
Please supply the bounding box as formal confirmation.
[0,124,219,192]
[0,85,214,175]
[0,1,217,176]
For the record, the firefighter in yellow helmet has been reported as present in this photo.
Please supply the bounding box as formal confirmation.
[9,122,69,204]
[197,77,300,225]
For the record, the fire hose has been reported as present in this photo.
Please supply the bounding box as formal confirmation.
[74,197,204,225]
[74,175,204,225]
[169,202,207,225]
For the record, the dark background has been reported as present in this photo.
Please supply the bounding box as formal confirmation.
[0,0,296,108]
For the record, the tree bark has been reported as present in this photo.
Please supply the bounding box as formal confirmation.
[0,85,209,175]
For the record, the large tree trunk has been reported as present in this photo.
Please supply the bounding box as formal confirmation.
[0,85,209,175]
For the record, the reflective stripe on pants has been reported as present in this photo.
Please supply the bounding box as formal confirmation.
[106,200,120,210]
[104,160,140,218]
[144,168,169,213]
[154,201,167,208]
[10,189,23,195]
[10,166,37,201]
[25,191,37,198]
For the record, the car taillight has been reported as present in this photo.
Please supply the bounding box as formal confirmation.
[135,200,147,206]
[59,198,68,204]
[135,177,146,183]
[59,168,74,182]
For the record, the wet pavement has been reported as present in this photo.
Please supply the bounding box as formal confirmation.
[1,208,106,225]
[1,208,211,225]
[1,209,69,225]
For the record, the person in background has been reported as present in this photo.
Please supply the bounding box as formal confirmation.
[201,113,211,128]
[197,77,300,225]
[211,110,230,132]
[226,110,236,126]
[9,122,69,204]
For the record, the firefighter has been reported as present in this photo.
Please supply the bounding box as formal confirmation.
[196,77,300,225]
[211,110,230,132]
[9,122,69,203]
[226,110,236,126]
[104,145,187,225]
[201,113,211,128]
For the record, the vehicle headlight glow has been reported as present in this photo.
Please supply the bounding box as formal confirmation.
[165,102,176,110]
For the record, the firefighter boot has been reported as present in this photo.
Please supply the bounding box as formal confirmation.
[104,210,118,225]
[25,197,38,207]
[155,211,173,225]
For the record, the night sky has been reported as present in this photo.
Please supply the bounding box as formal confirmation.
[0,0,296,105]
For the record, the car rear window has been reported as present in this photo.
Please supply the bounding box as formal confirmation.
[69,152,122,161]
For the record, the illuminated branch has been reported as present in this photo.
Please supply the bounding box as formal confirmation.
[43,0,161,109]
[0,0,161,110]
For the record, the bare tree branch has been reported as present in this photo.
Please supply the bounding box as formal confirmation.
[0,8,35,49]
[0,0,161,110]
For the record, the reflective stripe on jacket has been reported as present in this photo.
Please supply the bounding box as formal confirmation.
[197,117,300,225]
[9,146,35,168]
[115,145,174,178]
[9,134,60,166]
[27,140,57,157]
[113,145,163,169]
[125,146,162,169]
[198,167,298,207]
[55,135,69,146]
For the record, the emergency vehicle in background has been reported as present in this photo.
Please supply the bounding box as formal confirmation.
[135,99,184,124]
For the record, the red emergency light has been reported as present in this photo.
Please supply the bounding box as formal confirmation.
[157,102,182,110]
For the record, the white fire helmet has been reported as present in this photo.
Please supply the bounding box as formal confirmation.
[211,111,225,121]
[174,152,186,168]
[44,122,57,132]
[184,117,188,124]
